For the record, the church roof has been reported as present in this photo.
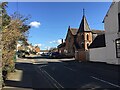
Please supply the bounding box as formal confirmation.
[70,28,78,36]
[78,15,91,32]
[88,34,106,49]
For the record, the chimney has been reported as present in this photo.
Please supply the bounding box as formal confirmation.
[61,39,63,44]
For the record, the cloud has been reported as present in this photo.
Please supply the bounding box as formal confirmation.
[49,41,56,44]
[57,39,62,44]
[49,39,64,44]
[34,44,42,47]
[29,21,41,28]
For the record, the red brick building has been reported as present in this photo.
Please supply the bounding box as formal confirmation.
[75,15,92,61]
[65,26,78,57]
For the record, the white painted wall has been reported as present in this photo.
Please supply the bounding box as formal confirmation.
[104,2,120,64]
[89,47,107,63]
[89,2,120,65]
[105,2,118,34]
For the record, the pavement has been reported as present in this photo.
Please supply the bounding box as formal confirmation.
[2,71,32,90]
[2,66,33,90]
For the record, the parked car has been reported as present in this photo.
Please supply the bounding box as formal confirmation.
[49,52,61,58]
[41,52,50,57]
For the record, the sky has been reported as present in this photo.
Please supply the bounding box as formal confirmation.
[7,2,111,50]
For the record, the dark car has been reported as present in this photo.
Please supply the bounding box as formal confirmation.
[41,52,50,56]
[49,52,61,58]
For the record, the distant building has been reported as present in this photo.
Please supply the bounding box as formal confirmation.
[34,46,40,54]
[40,50,49,54]
[57,42,66,55]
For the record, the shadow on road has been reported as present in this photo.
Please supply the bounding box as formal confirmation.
[23,55,75,60]
[23,56,48,59]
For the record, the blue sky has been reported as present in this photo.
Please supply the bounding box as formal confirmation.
[7,2,111,50]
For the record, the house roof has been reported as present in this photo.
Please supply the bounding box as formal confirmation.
[91,30,105,34]
[65,26,78,41]
[78,15,91,32]
[88,34,106,49]
[103,2,115,23]
[70,28,78,35]
[57,42,66,48]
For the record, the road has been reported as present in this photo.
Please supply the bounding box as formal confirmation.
[3,57,120,90]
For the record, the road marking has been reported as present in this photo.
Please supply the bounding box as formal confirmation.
[35,67,57,88]
[64,66,76,72]
[39,65,48,68]
[33,61,48,64]
[42,69,64,88]
[91,76,120,88]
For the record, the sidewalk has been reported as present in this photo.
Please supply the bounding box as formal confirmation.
[2,67,33,90]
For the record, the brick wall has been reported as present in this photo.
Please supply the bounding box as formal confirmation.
[75,50,89,61]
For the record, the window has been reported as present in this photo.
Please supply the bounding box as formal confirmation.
[116,38,120,58]
[81,33,84,40]
[118,13,120,32]
[87,34,89,40]
[81,42,84,48]
[87,43,89,49]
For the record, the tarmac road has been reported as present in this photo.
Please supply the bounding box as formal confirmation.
[2,57,120,90]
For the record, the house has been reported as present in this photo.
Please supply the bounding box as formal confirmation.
[103,1,120,64]
[64,26,78,57]
[75,14,93,61]
[27,44,34,52]
[49,47,58,52]
[89,1,120,65]
[34,45,40,54]
[57,42,66,55]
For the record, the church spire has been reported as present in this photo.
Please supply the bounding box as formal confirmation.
[83,8,85,16]
[78,9,91,32]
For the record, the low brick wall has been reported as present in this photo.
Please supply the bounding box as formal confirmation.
[75,50,89,61]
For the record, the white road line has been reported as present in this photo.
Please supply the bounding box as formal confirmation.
[64,66,76,72]
[39,65,48,68]
[43,70,64,88]
[91,76,120,88]
[35,67,58,88]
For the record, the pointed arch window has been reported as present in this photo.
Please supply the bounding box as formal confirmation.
[87,43,89,49]
[81,33,84,40]
[87,34,89,40]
